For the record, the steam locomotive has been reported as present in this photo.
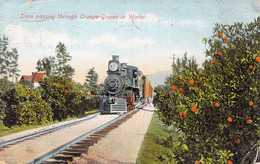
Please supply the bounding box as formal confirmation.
[98,55,153,114]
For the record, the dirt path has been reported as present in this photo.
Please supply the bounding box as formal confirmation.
[0,114,98,143]
[0,115,118,164]
[73,104,154,164]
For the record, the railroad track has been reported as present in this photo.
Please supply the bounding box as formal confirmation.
[29,104,146,164]
[0,113,99,148]
[0,103,145,164]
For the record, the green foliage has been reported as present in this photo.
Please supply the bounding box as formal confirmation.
[36,56,56,76]
[0,35,20,82]
[1,76,98,128]
[2,84,53,128]
[0,35,9,78]
[39,76,93,121]
[78,88,97,111]
[137,114,181,164]
[0,78,15,120]
[0,77,15,93]
[36,42,74,78]
[18,79,34,89]
[55,42,74,78]
[85,67,99,95]
[154,18,260,163]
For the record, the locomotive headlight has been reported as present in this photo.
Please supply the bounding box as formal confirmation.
[109,62,119,71]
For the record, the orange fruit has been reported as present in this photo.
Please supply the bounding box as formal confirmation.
[211,59,216,64]
[191,105,197,112]
[223,38,228,43]
[198,77,202,83]
[249,65,254,70]
[171,85,177,92]
[217,50,222,55]
[255,56,260,63]
[217,32,223,37]
[179,111,183,117]
[228,160,233,164]
[178,88,184,93]
[230,143,234,147]
[189,79,195,86]
[246,119,253,124]
[249,101,253,106]
[195,160,200,164]
[214,102,220,108]
[183,112,187,118]
[235,138,241,144]
[227,116,232,122]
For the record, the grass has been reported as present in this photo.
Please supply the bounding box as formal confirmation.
[0,109,98,137]
[136,113,181,164]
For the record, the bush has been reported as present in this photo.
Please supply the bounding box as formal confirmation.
[2,84,53,128]
[18,79,34,89]
[0,78,15,119]
[79,86,98,110]
[39,76,93,121]
[154,18,260,163]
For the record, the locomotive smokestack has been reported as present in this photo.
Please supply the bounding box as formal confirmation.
[112,55,119,60]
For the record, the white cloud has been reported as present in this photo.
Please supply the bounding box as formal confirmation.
[142,13,159,22]
[88,34,154,48]
[5,24,79,45]
[179,19,206,27]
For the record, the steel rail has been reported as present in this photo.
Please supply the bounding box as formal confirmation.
[0,113,99,148]
[28,113,125,164]
[29,104,144,164]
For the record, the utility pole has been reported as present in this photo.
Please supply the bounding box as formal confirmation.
[170,54,176,64]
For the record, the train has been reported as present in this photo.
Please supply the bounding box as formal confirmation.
[98,55,153,114]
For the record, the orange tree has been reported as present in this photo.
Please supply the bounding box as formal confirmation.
[154,18,260,163]
[2,84,53,128]
[39,76,92,121]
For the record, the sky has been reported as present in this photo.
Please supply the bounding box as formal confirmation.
[0,0,259,83]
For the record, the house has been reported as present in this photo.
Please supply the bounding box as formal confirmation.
[20,72,46,88]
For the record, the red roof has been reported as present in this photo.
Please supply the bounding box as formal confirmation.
[20,72,46,82]
[31,72,46,82]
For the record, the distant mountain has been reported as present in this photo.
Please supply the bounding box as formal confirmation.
[147,71,172,88]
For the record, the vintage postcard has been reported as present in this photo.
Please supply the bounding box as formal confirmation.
[0,0,259,163]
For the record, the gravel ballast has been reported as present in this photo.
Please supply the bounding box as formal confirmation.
[73,104,154,164]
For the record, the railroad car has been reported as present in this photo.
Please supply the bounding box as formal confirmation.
[98,55,153,114]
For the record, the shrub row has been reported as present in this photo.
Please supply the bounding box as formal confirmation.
[1,76,98,128]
